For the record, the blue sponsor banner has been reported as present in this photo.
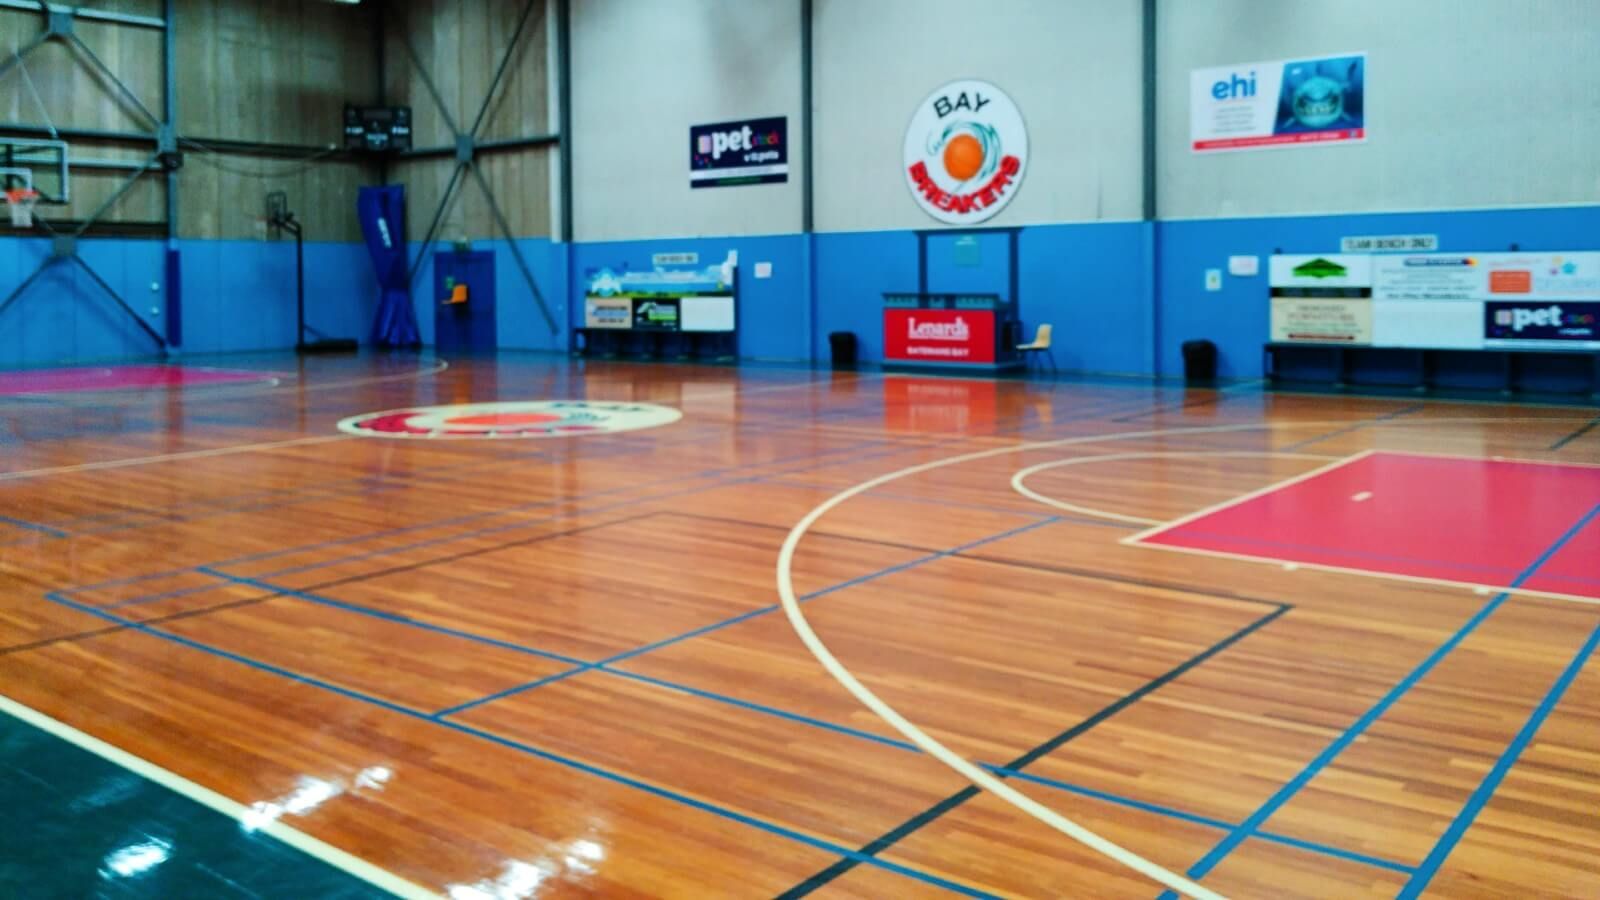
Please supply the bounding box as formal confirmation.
[689,116,787,188]
[1485,301,1600,348]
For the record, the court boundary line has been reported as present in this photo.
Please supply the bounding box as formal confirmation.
[66,388,1160,603]
[0,692,438,900]
[775,606,1288,899]
[1122,450,1600,608]
[36,591,999,899]
[1396,614,1600,898]
[1550,414,1600,450]
[0,358,451,411]
[1160,501,1600,898]
[0,435,355,483]
[182,530,1408,876]
[1383,446,1600,470]
[1124,450,1374,540]
[1011,451,1343,527]
[772,415,1599,898]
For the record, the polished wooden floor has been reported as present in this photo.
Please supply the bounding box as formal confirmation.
[1,353,1597,899]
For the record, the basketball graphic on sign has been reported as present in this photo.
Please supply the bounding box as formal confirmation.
[903,79,1028,225]
[337,400,682,440]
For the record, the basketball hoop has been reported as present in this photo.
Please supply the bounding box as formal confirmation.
[4,188,39,228]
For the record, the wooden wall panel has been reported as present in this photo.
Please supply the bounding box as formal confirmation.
[384,0,553,241]
[1,1,377,239]
[172,0,379,240]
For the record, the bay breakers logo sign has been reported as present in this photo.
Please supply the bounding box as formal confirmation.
[337,401,682,440]
[903,80,1028,225]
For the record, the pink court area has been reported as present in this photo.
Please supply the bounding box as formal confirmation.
[1134,452,1600,601]
[0,364,272,396]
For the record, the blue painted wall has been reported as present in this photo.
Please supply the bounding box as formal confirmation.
[0,237,377,368]
[5,204,1597,381]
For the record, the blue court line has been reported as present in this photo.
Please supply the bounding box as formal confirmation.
[1548,415,1600,451]
[1397,616,1600,898]
[256,438,939,583]
[987,768,1414,875]
[196,568,590,668]
[63,383,1156,598]
[1280,403,1424,452]
[432,516,1066,717]
[41,404,872,533]
[41,591,996,899]
[1159,501,1600,899]
[97,536,1405,873]
[75,388,1158,607]
[76,437,920,608]
[0,514,69,539]
[62,432,917,597]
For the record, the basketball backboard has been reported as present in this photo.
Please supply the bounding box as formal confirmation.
[0,138,68,204]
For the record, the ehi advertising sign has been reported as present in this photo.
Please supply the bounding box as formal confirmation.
[690,116,787,188]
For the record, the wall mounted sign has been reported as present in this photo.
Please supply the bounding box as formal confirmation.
[903,80,1027,225]
[1341,233,1437,253]
[690,116,787,188]
[1190,53,1365,153]
[1271,251,1600,350]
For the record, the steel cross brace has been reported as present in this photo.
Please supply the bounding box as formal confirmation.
[398,0,557,335]
[0,151,168,353]
[0,3,172,353]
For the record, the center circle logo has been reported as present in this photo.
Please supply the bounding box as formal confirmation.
[903,79,1028,225]
[337,401,682,440]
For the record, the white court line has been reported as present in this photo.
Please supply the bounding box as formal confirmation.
[0,692,437,899]
[775,414,1600,899]
[1124,450,1375,545]
[0,360,451,409]
[1010,451,1341,527]
[0,435,354,483]
[1376,447,1600,470]
[1117,447,1600,608]
[1120,540,1600,608]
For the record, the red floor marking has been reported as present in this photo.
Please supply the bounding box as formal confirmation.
[0,365,273,396]
[1133,452,1600,600]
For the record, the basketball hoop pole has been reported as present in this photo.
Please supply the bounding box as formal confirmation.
[269,204,357,355]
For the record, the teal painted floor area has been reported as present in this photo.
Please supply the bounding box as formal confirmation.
[0,707,394,899]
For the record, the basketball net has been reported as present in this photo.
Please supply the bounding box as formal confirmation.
[5,188,39,228]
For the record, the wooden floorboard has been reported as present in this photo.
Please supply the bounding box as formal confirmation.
[1,354,1596,898]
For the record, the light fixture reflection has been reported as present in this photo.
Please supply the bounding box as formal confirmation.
[238,766,395,833]
[100,838,172,879]
[444,839,605,898]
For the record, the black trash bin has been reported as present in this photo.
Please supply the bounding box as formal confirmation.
[828,331,858,370]
[1181,339,1218,383]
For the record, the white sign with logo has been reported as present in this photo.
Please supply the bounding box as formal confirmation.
[1340,233,1438,253]
[1190,53,1366,153]
[1267,254,1373,289]
[903,80,1028,225]
[1373,252,1600,301]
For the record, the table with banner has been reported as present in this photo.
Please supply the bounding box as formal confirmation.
[1266,251,1600,395]
[881,292,1024,373]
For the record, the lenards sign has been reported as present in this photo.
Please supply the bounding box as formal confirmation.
[903,80,1027,225]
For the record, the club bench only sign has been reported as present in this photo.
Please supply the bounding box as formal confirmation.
[690,116,788,188]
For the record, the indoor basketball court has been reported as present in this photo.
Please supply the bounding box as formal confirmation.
[2,3,1598,899]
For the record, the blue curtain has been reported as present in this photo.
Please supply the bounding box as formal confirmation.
[359,185,419,347]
